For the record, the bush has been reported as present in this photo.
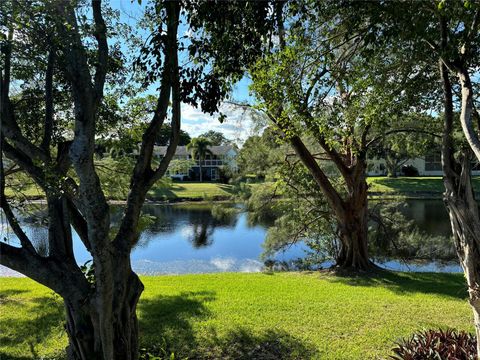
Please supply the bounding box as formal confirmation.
[401,165,419,177]
[390,329,477,360]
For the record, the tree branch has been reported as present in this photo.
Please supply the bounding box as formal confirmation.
[366,128,441,149]
[41,46,55,153]
[92,0,108,105]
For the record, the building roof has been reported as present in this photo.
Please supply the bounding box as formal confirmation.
[154,145,236,156]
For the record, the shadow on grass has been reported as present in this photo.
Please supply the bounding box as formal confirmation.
[0,294,64,359]
[139,290,316,359]
[217,184,235,195]
[324,270,468,300]
[139,290,215,355]
[0,289,28,306]
[147,186,179,200]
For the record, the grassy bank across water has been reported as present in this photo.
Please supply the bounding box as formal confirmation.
[0,272,472,359]
[367,176,480,197]
[5,181,235,203]
[8,177,480,202]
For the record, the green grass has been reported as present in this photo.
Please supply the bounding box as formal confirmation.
[5,182,234,202]
[4,185,44,199]
[9,177,480,202]
[367,176,480,195]
[147,182,234,201]
[0,272,473,359]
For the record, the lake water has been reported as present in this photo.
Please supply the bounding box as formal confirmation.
[0,200,462,276]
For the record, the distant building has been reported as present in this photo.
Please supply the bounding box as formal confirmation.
[155,145,238,181]
[368,153,480,176]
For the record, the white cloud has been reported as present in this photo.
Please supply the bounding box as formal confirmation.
[181,102,257,145]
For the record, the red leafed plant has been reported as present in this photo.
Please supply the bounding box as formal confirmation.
[390,329,477,360]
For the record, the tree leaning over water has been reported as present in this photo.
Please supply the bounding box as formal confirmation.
[189,0,433,271]
[0,1,224,358]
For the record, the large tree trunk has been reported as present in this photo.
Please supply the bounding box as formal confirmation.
[439,53,480,357]
[335,170,372,271]
[64,267,144,360]
[443,155,480,357]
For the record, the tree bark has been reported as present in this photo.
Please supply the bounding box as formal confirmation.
[64,267,144,360]
[439,53,480,357]
[443,155,480,358]
[335,162,373,271]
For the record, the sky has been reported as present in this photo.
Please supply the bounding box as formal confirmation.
[112,0,258,145]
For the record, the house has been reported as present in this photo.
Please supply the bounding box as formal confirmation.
[155,145,238,181]
[368,153,480,176]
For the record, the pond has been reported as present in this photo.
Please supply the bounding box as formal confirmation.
[0,199,462,276]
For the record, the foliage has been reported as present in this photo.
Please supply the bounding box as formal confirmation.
[368,113,441,177]
[80,260,95,288]
[167,159,196,177]
[187,138,213,159]
[368,201,455,262]
[96,157,135,199]
[186,137,213,181]
[390,329,477,360]
[156,124,191,147]
[199,130,231,146]
[245,160,342,262]
[402,165,419,177]
[237,127,284,179]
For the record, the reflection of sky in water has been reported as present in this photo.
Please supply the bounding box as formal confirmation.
[0,201,463,276]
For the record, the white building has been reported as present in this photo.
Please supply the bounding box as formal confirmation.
[155,145,238,181]
[368,154,480,176]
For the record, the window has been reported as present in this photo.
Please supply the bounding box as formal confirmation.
[425,153,442,171]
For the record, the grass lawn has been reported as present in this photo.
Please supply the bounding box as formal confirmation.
[0,272,473,359]
[367,176,480,195]
[147,182,234,201]
[4,182,234,202]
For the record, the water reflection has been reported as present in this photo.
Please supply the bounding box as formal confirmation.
[0,200,463,276]
[137,204,238,249]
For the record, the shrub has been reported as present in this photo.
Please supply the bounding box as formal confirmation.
[401,165,419,177]
[390,329,477,360]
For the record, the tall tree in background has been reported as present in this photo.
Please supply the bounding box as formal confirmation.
[199,130,231,146]
[187,137,213,182]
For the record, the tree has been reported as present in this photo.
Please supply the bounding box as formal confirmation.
[238,127,283,179]
[0,1,223,358]
[343,0,480,352]
[369,113,441,177]
[187,137,213,182]
[435,6,480,355]
[187,0,433,270]
[199,130,231,146]
[156,123,191,146]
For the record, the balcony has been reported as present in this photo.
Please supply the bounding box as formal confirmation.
[194,160,224,166]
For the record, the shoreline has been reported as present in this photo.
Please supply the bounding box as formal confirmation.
[6,192,468,204]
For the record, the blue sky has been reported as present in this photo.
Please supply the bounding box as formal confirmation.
[111,0,256,144]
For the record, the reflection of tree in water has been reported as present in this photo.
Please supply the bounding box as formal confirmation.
[369,201,456,262]
[189,219,215,248]
[136,204,238,249]
[1,205,49,256]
